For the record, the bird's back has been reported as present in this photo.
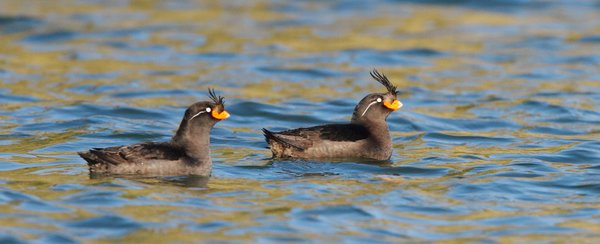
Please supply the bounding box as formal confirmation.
[263,123,392,160]
[78,142,211,176]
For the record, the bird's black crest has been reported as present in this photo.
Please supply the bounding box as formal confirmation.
[370,69,398,95]
[208,88,225,105]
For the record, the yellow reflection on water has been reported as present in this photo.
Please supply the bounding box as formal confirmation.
[0,0,598,242]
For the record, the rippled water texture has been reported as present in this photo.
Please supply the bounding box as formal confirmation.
[1,0,600,242]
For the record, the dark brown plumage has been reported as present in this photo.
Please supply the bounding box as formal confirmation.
[262,69,403,160]
[78,89,230,176]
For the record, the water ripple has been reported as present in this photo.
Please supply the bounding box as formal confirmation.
[64,215,141,238]
[0,0,599,242]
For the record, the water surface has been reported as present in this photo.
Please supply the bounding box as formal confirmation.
[1,0,599,242]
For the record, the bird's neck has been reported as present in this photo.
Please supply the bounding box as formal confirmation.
[352,119,393,160]
[352,119,391,144]
[172,122,213,162]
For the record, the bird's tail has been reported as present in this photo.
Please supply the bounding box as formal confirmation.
[261,128,303,150]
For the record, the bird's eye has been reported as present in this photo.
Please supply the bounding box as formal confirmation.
[206,107,211,112]
[376,98,382,103]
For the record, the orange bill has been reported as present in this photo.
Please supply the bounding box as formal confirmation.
[383,100,402,111]
[211,110,230,120]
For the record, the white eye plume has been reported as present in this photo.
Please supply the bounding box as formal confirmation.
[360,100,379,117]
[189,107,211,121]
[360,97,384,117]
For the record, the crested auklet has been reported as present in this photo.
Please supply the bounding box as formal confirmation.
[262,69,402,160]
[78,89,230,176]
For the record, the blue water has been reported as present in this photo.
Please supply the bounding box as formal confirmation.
[1,0,600,242]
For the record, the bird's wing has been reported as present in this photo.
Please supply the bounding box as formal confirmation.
[87,142,183,165]
[265,124,370,150]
